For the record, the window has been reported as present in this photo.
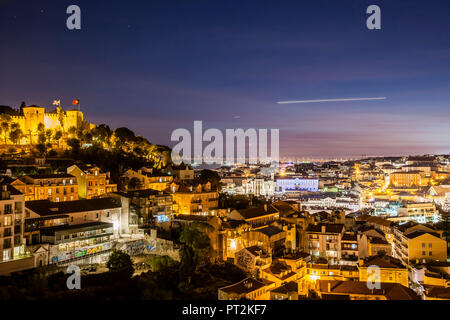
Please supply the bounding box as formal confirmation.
[3,249,11,260]
[422,243,426,248]
[429,243,432,248]
[422,251,426,255]
[429,251,432,256]
[4,216,12,226]
[4,204,12,214]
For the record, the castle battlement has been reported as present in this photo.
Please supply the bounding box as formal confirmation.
[1,104,93,144]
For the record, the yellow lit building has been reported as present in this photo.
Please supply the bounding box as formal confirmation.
[121,168,173,191]
[358,255,409,287]
[390,171,423,187]
[218,277,275,300]
[67,164,117,199]
[393,222,447,265]
[11,174,78,202]
[171,182,219,215]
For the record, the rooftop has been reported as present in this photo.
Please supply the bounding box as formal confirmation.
[25,198,121,216]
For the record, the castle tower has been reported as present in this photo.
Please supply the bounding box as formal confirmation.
[22,106,45,138]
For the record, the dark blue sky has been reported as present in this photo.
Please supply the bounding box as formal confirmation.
[1,0,449,158]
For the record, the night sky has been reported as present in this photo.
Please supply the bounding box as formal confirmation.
[1,0,450,159]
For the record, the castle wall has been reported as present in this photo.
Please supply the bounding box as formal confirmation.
[5,107,93,144]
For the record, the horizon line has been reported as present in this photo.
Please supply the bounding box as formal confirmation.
[277,97,387,104]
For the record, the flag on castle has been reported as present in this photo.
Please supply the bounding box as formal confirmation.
[72,99,80,105]
[53,100,61,106]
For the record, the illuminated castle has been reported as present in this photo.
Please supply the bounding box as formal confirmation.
[6,105,94,144]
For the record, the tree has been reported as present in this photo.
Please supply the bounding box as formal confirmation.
[37,122,45,133]
[53,130,62,147]
[56,107,65,130]
[106,250,134,276]
[67,138,81,154]
[115,127,135,142]
[67,126,77,137]
[35,143,46,155]
[179,221,215,283]
[45,129,53,143]
[146,255,179,272]
[91,124,112,147]
[0,114,11,144]
[9,127,23,144]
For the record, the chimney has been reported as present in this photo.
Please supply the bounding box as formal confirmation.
[264,204,268,211]
[321,225,326,233]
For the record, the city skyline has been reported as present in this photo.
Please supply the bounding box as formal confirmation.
[1,0,450,158]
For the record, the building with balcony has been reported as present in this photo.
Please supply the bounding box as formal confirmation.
[24,197,124,245]
[340,233,359,265]
[306,223,345,264]
[393,222,447,265]
[113,189,173,227]
[40,221,114,265]
[0,183,32,273]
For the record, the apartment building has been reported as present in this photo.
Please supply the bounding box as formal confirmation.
[0,184,26,262]
[358,255,409,287]
[306,223,345,264]
[12,174,78,202]
[113,189,173,227]
[121,168,173,191]
[396,202,439,223]
[171,182,219,215]
[23,198,127,266]
[393,222,447,265]
[340,233,358,265]
[67,164,117,199]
